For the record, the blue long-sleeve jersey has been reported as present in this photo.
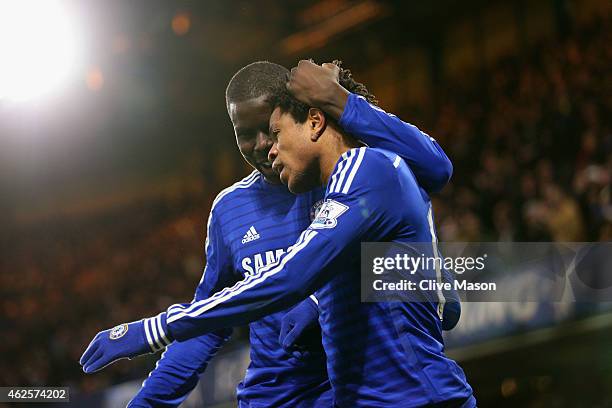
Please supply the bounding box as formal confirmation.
[163,147,473,407]
[130,95,457,407]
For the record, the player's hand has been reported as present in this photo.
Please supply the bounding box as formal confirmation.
[286,60,347,116]
[279,297,323,357]
[80,313,172,373]
[442,300,461,331]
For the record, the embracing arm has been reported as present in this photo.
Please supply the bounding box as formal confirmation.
[164,148,392,341]
[165,229,338,341]
[287,60,452,193]
[79,149,393,368]
[337,94,452,193]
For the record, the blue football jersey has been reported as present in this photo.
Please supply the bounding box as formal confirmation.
[200,172,332,407]
[131,94,458,407]
[131,171,332,408]
[164,147,474,407]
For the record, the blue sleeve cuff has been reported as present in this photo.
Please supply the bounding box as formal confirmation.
[144,312,173,352]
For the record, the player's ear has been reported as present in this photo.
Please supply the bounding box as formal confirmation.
[308,108,326,142]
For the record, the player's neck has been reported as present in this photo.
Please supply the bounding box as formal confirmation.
[319,128,361,187]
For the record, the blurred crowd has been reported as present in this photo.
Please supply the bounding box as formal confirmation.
[1,16,610,394]
[1,196,212,392]
[430,17,611,242]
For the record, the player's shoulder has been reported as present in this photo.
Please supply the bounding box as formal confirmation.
[357,147,403,185]
[364,147,402,166]
[210,171,262,214]
[327,147,399,195]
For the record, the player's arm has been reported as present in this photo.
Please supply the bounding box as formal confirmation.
[79,148,395,366]
[163,148,395,341]
[287,60,452,193]
[127,210,234,407]
[337,93,452,193]
[127,333,229,408]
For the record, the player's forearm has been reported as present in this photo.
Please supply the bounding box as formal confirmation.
[166,274,309,342]
[339,93,453,192]
[318,80,350,121]
[287,59,350,120]
[128,329,231,408]
[164,231,336,342]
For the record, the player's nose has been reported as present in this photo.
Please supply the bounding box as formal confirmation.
[268,143,279,165]
[254,131,272,153]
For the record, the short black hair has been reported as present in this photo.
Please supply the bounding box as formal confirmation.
[273,60,378,123]
[225,61,289,112]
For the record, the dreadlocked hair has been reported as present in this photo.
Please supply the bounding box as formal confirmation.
[273,59,378,123]
[334,60,378,106]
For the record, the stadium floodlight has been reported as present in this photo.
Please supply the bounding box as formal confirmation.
[0,0,81,102]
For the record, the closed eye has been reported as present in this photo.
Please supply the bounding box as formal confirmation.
[270,129,280,142]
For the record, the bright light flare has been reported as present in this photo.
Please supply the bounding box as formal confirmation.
[0,0,81,102]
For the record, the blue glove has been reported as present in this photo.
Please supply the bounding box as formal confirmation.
[279,296,322,356]
[442,301,461,331]
[80,313,173,373]
[441,266,461,331]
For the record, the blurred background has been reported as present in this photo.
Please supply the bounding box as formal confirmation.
[0,0,610,406]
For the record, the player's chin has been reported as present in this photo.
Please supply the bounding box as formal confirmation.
[277,167,290,186]
[287,184,303,194]
[287,175,310,194]
[259,165,281,183]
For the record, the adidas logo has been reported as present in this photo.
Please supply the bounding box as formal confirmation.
[241,226,260,244]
